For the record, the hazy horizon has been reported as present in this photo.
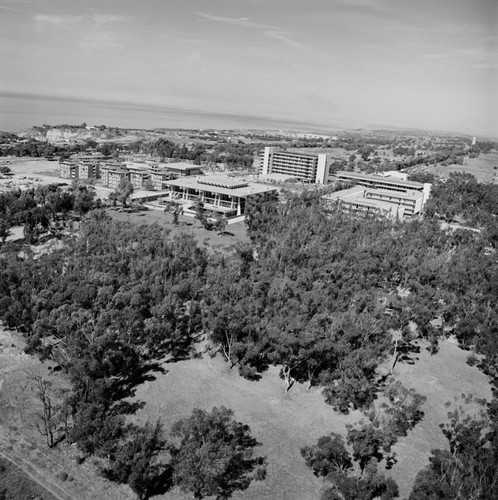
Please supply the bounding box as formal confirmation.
[1,1,496,137]
[0,91,370,134]
[2,91,494,139]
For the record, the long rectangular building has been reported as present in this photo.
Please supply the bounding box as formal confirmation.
[324,171,432,219]
[259,147,329,184]
[163,175,278,218]
[335,171,431,196]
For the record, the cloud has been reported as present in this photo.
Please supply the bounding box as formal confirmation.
[197,12,304,49]
[34,13,85,32]
[174,37,204,46]
[264,31,303,49]
[93,14,132,24]
[79,31,122,55]
[34,14,83,26]
[196,11,276,30]
[336,0,391,11]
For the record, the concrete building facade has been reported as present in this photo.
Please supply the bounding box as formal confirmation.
[59,153,107,180]
[334,171,432,202]
[324,171,432,219]
[260,147,329,183]
[163,176,278,218]
[99,161,203,190]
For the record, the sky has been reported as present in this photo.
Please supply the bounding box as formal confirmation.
[0,0,496,136]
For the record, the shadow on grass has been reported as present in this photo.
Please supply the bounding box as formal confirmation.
[146,465,174,498]
[397,341,421,365]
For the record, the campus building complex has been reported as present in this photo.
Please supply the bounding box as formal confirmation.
[59,153,108,180]
[323,171,432,219]
[59,154,204,189]
[162,175,278,218]
[259,147,329,184]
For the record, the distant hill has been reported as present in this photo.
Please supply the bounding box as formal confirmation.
[17,125,153,145]
[0,131,19,141]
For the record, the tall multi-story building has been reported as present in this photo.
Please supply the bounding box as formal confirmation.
[259,147,329,184]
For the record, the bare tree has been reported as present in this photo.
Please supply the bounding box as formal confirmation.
[25,370,69,448]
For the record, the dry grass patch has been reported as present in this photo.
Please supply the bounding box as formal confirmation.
[134,338,492,500]
[387,338,492,498]
[414,151,498,183]
[107,208,249,250]
[134,352,363,500]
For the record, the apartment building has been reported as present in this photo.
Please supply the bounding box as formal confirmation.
[259,147,329,184]
[59,153,107,180]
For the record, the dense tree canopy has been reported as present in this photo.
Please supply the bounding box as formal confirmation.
[169,407,266,499]
[1,158,498,497]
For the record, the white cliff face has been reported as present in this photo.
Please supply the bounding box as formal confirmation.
[18,127,111,144]
[45,128,94,142]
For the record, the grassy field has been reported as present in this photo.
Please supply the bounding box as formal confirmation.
[133,338,491,500]
[387,338,492,498]
[410,151,498,183]
[0,456,58,500]
[107,208,250,250]
[0,157,494,499]
[0,328,135,500]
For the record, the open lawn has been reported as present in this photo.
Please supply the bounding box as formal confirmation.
[0,456,57,500]
[410,151,498,183]
[0,328,135,500]
[135,349,363,500]
[0,310,492,499]
[134,338,492,500]
[107,208,250,250]
[379,338,492,498]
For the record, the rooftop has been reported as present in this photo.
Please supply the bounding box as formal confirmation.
[366,187,424,201]
[164,176,277,197]
[323,186,365,201]
[197,176,248,189]
[162,162,201,171]
[335,171,425,189]
[323,187,403,214]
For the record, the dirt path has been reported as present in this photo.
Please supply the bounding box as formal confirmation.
[0,327,135,500]
[0,445,70,500]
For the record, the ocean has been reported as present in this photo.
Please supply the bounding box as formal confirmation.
[0,92,335,133]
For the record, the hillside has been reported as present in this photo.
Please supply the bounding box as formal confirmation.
[17,125,152,144]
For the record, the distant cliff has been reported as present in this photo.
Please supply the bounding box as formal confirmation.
[18,125,144,144]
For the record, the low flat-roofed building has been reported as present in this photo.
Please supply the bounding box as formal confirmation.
[163,175,278,217]
[334,171,428,193]
[363,188,424,217]
[323,185,425,219]
[376,170,408,181]
[332,171,431,214]
[162,162,202,177]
